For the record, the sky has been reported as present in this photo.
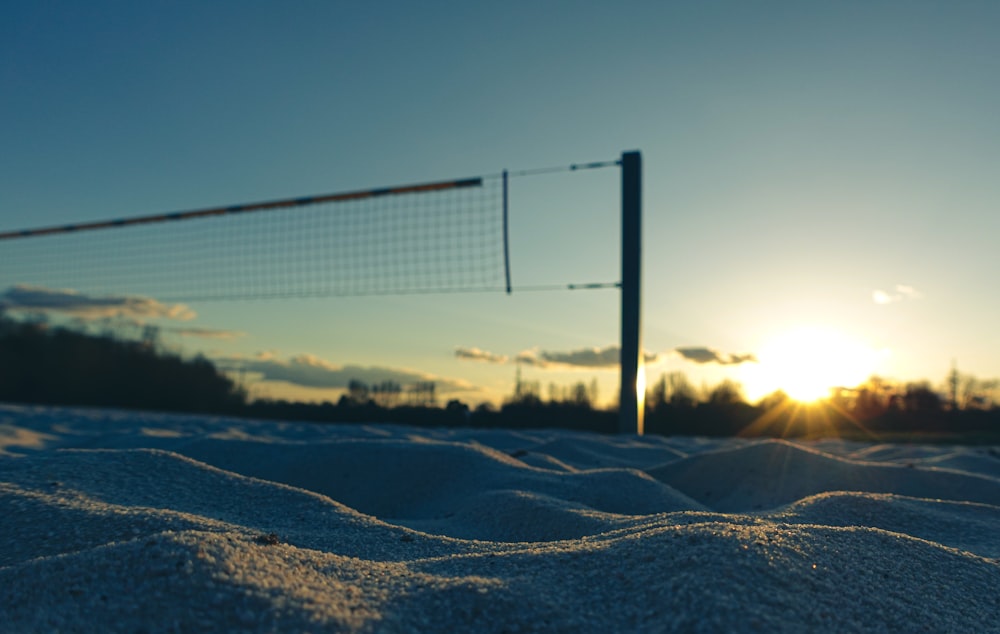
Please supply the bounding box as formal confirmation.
[2,1,999,407]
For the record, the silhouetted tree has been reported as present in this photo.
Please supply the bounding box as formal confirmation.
[758,389,792,412]
[667,371,699,409]
[406,381,437,406]
[956,374,999,410]
[445,398,470,424]
[372,381,402,408]
[852,376,891,419]
[347,380,370,405]
[508,366,541,407]
[902,382,943,413]
[707,379,744,406]
[647,374,668,413]
[568,381,591,407]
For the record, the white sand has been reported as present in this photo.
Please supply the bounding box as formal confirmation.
[1,404,998,632]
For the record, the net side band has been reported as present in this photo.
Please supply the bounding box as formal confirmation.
[0,177,484,241]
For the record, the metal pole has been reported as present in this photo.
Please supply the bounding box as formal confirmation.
[618,151,644,434]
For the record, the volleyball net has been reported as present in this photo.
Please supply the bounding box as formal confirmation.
[0,175,508,302]
[0,153,642,433]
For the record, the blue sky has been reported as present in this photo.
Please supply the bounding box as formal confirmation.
[3,1,999,406]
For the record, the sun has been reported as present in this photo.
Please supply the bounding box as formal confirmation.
[746,327,878,403]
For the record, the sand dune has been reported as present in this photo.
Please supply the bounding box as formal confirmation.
[647,439,1000,512]
[1,403,999,632]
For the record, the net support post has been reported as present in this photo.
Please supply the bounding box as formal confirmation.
[618,150,644,435]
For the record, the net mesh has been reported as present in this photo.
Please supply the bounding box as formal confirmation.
[1,176,506,302]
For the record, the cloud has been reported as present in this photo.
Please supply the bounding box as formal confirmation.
[515,349,547,367]
[873,284,923,305]
[221,353,474,393]
[455,346,508,364]
[167,327,246,340]
[674,347,758,365]
[540,346,622,368]
[515,345,660,369]
[0,284,195,321]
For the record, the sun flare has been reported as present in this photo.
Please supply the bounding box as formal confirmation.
[746,327,878,403]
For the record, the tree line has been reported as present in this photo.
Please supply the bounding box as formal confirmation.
[641,370,1000,438]
[0,313,245,414]
[1,312,998,439]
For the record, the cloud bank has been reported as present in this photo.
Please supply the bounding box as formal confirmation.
[225,353,474,393]
[536,346,624,368]
[457,345,659,369]
[533,345,660,368]
[0,284,195,321]
[674,347,758,365]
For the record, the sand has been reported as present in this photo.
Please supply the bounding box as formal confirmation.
[1,403,998,632]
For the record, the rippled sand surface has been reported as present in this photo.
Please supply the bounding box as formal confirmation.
[2,404,999,632]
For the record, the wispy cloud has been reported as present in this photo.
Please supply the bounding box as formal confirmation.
[221,352,474,393]
[515,345,660,369]
[0,284,195,321]
[538,346,623,368]
[674,347,758,365]
[455,346,508,364]
[873,284,923,305]
[515,349,548,367]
